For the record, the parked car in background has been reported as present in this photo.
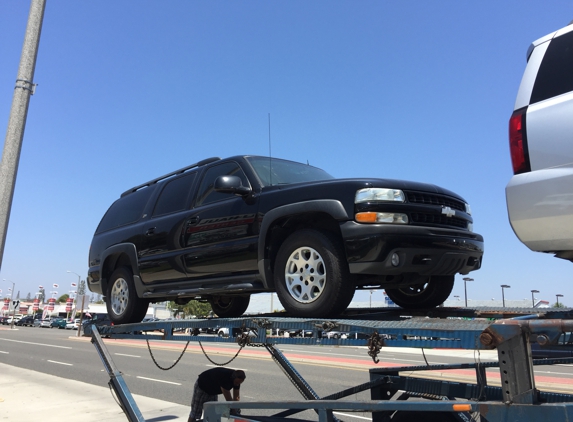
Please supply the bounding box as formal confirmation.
[322,331,348,339]
[342,331,372,340]
[506,22,573,260]
[15,316,35,327]
[50,318,67,329]
[217,327,258,338]
[0,316,9,325]
[36,319,53,328]
[66,318,81,330]
[5,314,23,325]
[278,328,313,338]
[88,155,483,325]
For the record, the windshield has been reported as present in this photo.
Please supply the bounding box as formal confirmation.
[247,157,334,187]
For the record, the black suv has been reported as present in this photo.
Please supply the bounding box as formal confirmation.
[87,155,483,324]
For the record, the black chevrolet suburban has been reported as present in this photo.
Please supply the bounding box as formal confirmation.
[87,155,483,324]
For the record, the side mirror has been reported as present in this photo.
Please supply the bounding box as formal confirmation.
[214,175,251,196]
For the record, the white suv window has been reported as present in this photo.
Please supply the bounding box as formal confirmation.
[531,30,573,104]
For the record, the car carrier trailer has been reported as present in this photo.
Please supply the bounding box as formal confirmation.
[87,306,573,422]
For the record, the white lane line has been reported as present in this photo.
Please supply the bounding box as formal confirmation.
[115,353,141,358]
[534,370,572,378]
[0,338,72,349]
[334,412,371,420]
[0,351,8,354]
[48,360,73,366]
[136,376,182,385]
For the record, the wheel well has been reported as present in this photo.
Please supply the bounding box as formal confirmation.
[265,212,343,286]
[101,253,132,295]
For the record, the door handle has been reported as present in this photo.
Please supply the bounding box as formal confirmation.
[145,227,156,236]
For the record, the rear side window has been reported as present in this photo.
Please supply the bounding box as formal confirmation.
[530,30,573,104]
[96,188,153,233]
[152,172,196,216]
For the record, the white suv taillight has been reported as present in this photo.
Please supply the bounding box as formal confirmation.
[509,108,531,175]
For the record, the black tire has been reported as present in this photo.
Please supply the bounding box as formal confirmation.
[106,266,149,325]
[274,229,355,318]
[385,275,455,309]
[209,295,250,318]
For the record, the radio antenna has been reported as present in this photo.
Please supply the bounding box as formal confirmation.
[268,113,272,186]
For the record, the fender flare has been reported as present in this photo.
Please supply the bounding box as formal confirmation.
[257,199,349,288]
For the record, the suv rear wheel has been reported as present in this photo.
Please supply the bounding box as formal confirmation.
[106,266,149,324]
[274,229,355,317]
[384,275,455,309]
[209,295,250,318]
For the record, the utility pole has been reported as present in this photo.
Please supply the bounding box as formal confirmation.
[0,0,46,270]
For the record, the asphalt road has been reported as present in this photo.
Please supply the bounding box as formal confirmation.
[2,325,573,419]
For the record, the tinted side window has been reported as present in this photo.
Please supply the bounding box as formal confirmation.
[196,162,249,206]
[531,30,573,104]
[152,172,196,217]
[96,188,153,233]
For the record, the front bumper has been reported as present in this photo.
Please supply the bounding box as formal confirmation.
[340,221,484,276]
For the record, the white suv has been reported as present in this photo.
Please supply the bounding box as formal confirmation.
[506,22,573,260]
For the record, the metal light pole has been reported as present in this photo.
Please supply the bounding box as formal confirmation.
[501,284,511,307]
[557,294,564,306]
[463,277,473,307]
[0,0,46,271]
[531,290,539,307]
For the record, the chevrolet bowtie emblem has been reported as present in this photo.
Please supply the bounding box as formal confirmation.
[442,206,456,218]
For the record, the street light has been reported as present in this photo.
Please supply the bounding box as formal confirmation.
[531,290,540,307]
[501,284,511,307]
[463,277,473,307]
[67,270,81,319]
[557,294,564,306]
[67,270,81,290]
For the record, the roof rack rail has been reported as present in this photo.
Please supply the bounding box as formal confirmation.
[120,156,221,197]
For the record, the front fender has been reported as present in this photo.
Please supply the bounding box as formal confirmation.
[257,199,349,288]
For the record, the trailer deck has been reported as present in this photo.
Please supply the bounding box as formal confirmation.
[87,306,573,422]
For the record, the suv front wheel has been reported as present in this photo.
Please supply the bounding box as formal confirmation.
[274,229,355,317]
[106,266,149,325]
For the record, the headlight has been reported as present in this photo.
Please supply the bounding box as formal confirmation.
[355,188,405,203]
[355,212,409,224]
[465,203,472,215]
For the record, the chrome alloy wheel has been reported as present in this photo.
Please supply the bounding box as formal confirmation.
[284,246,326,303]
[110,277,129,316]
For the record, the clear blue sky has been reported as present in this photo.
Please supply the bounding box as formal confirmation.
[1,1,572,306]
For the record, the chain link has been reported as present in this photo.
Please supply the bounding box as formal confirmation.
[199,340,244,366]
[146,338,190,371]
